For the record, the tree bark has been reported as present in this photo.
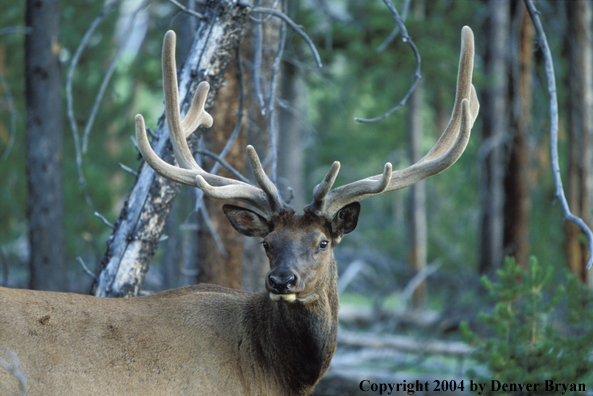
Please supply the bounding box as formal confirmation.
[278,61,307,211]
[196,54,247,290]
[503,2,533,269]
[478,0,509,276]
[25,0,67,291]
[406,0,426,309]
[565,0,593,285]
[92,1,250,297]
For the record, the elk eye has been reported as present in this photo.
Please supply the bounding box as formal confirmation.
[262,240,269,251]
[319,240,329,250]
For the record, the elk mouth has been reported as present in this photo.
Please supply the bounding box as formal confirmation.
[268,292,297,303]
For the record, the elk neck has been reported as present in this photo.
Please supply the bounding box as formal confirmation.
[241,279,339,395]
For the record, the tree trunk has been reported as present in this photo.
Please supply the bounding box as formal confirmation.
[241,5,285,292]
[196,54,248,290]
[478,0,509,276]
[278,61,307,211]
[565,0,593,285]
[406,0,426,309]
[92,1,250,297]
[503,2,533,269]
[407,80,426,309]
[25,0,67,291]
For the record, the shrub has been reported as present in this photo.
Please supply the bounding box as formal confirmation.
[461,256,593,395]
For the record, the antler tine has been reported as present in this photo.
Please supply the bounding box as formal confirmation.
[136,114,204,185]
[181,81,214,137]
[162,30,208,171]
[246,146,290,214]
[305,26,479,218]
[307,162,393,214]
[417,26,477,163]
[312,162,341,203]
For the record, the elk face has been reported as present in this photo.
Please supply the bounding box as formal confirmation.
[223,202,361,303]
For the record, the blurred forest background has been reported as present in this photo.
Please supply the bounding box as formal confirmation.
[1,0,593,390]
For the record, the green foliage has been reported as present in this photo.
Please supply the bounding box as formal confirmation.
[461,257,593,394]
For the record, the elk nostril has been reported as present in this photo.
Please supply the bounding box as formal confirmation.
[268,274,296,293]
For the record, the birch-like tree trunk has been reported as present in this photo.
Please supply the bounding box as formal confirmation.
[25,0,67,291]
[92,1,249,297]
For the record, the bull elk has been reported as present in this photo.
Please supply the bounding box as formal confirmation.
[0,27,479,396]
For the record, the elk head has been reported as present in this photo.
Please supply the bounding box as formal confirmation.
[136,27,479,303]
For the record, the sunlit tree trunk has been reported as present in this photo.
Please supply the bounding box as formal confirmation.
[565,0,593,285]
[25,0,67,291]
[503,2,533,269]
[479,0,509,275]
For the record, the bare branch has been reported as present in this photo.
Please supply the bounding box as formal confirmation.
[119,162,139,177]
[130,135,140,152]
[76,257,97,280]
[375,0,411,53]
[253,11,266,115]
[66,0,120,207]
[201,45,247,180]
[197,149,251,183]
[0,59,18,160]
[251,6,322,68]
[166,0,206,19]
[354,0,421,123]
[401,260,441,308]
[94,211,115,230]
[524,0,593,270]
[198,201,227,257]
[0,26,31,36]
[82,0,151,154]
[190,44,250,219]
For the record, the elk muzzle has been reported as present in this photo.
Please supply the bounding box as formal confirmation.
[267,268,299,303]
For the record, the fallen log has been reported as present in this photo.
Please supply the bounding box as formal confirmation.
[338,330,473,357]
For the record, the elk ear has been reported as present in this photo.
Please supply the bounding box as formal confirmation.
[330,202,361,242]
[223,204,272,238]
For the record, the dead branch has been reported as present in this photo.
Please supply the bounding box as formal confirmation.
[66,0,120,207]
[524,0,593,270]
[250,6,322,68]
[354,0,421,123]
[338,329,473,357]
